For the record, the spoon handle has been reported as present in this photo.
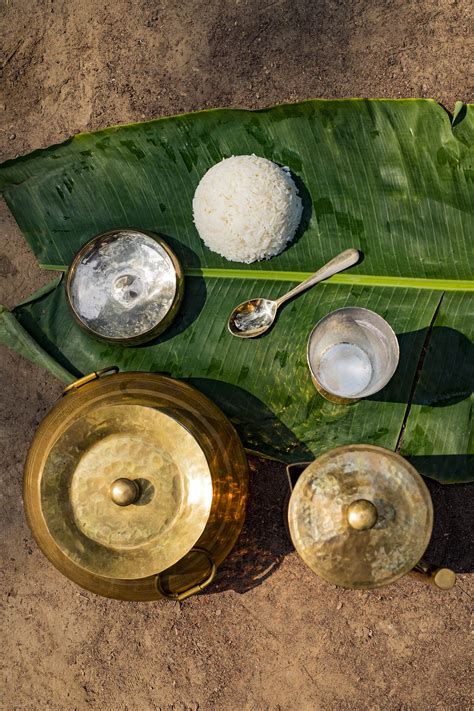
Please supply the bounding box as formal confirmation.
[274,248,360,308]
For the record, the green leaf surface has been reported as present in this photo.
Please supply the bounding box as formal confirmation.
[3,276,439,458]
[1,99,473,280]
[400,291,474,483]
[0,303,74,384]
[1,99,472,482]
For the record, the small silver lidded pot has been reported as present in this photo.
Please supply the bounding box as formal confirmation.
[66,229,184,346]
[307,307,399,404]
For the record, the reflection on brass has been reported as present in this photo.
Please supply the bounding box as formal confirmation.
[62,366,119,395]
[65,230,184,345]
[288,445,433,589]
[44,406,213,579]
[308,378,358,406]
[24,370,248,600]
[433,568,456,590]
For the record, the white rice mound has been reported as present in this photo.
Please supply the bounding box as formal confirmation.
[192,154,303,263]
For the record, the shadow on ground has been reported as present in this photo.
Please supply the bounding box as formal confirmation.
[416,462,474,574]
[208,456,294,594]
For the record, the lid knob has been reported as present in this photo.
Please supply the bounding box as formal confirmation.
[347,499,378,530]
[110,478,140,506]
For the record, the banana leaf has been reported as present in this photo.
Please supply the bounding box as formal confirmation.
[1,99,473,482]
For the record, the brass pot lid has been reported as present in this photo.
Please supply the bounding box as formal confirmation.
[66,230,184,344]
[288,445,433,589]
[24,370,248,599]
[42,404,213,580]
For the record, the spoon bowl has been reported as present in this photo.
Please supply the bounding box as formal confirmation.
[228,298,278,338]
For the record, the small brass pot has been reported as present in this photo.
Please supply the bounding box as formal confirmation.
[287,445,455,591]
[66,229,184,346]
[24,368,248,601]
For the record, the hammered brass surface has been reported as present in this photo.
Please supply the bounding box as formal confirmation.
[288,445,433,589]
[42,405,213,579]
[24,371,248,600]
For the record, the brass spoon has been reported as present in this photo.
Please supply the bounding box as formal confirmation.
[228,248,360,339]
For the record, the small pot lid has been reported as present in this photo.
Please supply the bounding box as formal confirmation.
[288,445,433,589]
[40,403,213,580]
[66,230,184,344]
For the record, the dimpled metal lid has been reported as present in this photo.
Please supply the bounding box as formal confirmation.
[66,230,183,343]
[288,445,433,589]
[40,403,213,580]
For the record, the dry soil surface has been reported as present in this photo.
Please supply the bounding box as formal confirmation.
[0,1,472,710]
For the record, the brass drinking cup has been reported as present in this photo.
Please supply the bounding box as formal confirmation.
[307,307,400,404]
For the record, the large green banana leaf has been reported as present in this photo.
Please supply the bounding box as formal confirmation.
[1,99,473,482]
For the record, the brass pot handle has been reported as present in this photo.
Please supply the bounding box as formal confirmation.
[156,547,217,601]
[286,462,312,491]
[62,366,119,396]
[410,559,456,590]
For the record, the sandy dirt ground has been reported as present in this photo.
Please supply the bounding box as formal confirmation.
[0,1,472,709]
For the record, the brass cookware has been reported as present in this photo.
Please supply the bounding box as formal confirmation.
[24,368,248,600]
[66,230,184,345]
[307,307,400,404]
[288,445,434,589]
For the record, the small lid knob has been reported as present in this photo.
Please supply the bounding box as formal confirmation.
[110,478,140,506]
[347,499,378,531]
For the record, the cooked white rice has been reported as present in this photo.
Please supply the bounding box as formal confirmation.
[192,154,303,263]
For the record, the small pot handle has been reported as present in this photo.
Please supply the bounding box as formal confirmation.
[409,559,456,590]
[62,366,119,396]
[156,547,217,601]
[286,462,312,491]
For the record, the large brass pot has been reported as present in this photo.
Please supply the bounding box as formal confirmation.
[24,368,248,601]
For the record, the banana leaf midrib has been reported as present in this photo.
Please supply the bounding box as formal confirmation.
[37,264,474,292]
